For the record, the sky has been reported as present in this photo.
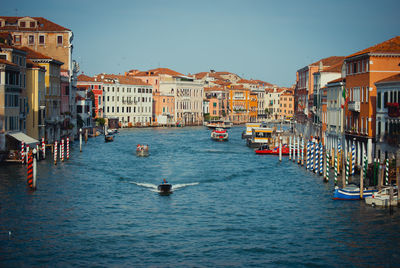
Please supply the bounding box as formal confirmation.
[2,0,400,87]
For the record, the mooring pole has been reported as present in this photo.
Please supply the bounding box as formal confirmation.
[79,128,82,152]
[32,148,37,190]
[279,136,282,162]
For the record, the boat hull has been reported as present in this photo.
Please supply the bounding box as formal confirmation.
[333,188,377,200]
[136,150,149,157]
[158,184,172,194]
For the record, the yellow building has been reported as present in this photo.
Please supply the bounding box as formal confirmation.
[249,92,258,122]
[25,59,46,140]
[20,47,63,143]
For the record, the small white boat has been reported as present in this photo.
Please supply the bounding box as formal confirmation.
[211,128,228,141]
[207,120,232,129]
[365,186,398,207]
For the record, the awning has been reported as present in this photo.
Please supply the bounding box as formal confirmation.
[6,132,39,145]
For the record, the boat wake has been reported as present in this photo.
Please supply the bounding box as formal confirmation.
[131,181,199,192]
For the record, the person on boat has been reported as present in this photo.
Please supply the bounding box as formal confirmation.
[144,144,149,151]
[162,178,168,184]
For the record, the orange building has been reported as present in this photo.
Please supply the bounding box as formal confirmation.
[249,92,258,122]
[204,86,228,120]
[344,36,400,164]
[153,91,174,126]
[279,91,294,119]
[228,85,251,124]
[295,56,345,122]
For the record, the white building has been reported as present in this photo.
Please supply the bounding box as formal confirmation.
[101,75,153,126]
[264,87,285,120]
[325,78,345,151]
[375,74,400,157]
[159,75,204,126]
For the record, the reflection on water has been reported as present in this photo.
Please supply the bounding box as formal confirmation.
[0,126,399,267]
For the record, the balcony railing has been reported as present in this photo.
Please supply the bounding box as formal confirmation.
[348,101,360,112]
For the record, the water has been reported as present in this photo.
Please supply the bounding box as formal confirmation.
[1,127,399,267]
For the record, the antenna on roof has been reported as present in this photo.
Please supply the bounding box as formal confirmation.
[15,8,18,16]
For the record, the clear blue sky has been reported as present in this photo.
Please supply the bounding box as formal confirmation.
[3,0,400,87]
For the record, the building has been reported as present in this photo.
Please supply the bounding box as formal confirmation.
[100,74,153,127]
[20,46,64,144]
[153,91,174,126]
[324,78,346,151]
[228,85,251,124]
[279,90,294,120]
[344,36,400,164]
[159,75,204,126]
[25,59,46,140]
[294,56,345,123]
[204,86,228,121]
[264,87,286,120]
[0,16,79,138]
[375,74,400,158]
[77,74,104,119]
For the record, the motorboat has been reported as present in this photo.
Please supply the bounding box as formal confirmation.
[206,120,232,129]
[211,128,228,141]
[333,184,377,200]
[158,179,172,195]
[255,144,290,155]
[136,145,149,157]
[105,135,114,142]
[365,186,398,207]
[246,127,273,148]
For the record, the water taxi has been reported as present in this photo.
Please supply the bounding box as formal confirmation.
[211,128,229,141]
[246,127,273,148]
[242,122,262,139]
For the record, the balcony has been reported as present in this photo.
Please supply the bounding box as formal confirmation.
[348,101,360,112]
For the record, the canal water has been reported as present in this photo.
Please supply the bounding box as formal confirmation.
[1,126,399,267]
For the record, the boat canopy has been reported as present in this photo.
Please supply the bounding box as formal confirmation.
[6,132,39,145]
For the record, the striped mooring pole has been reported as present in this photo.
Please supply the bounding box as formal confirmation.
[363,153,368,182]
[297,136,300,164]
[325,151,330,181]
[66,137,70,160]
[314,142,319,174]
[385,158,389,186]
[61,139,64,162]
[310,141,314,171]
[338,141,342,154]
[334,154,338,186]
[54,141,58,165]
[319,143,323,175]
[21,141,25,164]
[351,144,355,176]
[306,141,310,169]
[41,137,46,159]
[289,136,292,160]
[27,151,33,189]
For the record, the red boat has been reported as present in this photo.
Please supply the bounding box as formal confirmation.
[255,144,290,155]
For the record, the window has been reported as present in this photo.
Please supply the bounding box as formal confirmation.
[57,35,63,45]
[39,35,45,45]
[28,35,34,45]
[30,21,35,28]
[14,35,21,44]
[20,21,26,27]
[377,92,381,109]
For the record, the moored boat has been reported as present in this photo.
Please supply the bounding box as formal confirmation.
[255,144,290,155]
[333,184,377,200]
[365,186,398,207]
[211,128,228,141]
[242,122,262,139]
[246,127,273,148]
